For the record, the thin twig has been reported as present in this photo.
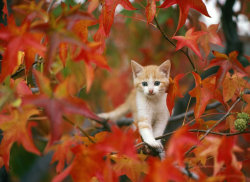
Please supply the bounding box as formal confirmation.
[154,17,197,72]
[185,97,242,156]
[47,0,57,13]
[189,129,250,136]
[62,116,96,144]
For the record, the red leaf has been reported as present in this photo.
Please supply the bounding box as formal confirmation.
[167,126,198,166]
[166,73,184,115]
[96,126,137,159]
[0,17,45,82]
[217,136,235,166]
[145,0,156,23]
[144,157,186,182]
[206,51,248,88]
[101,0,136,36]
[172,28,207,59]
[159,0,210,34]
[51,135,77,173]
[14,78,32,97]
[189,72,224,119]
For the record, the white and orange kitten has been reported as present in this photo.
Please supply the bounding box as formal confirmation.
[98,60,171,150]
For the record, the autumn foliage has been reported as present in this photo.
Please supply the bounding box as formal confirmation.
[0,0,249,181]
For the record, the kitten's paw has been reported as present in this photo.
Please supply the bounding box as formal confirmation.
[145,139,163,149]
[97,113,110,120]
[98,113,118,121]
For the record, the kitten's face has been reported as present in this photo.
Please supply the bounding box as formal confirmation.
[131,60,171,97]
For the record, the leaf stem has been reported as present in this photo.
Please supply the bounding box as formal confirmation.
[154,17,197,72]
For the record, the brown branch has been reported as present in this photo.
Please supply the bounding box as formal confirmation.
[154,17,197,72]
[63,116,96,144]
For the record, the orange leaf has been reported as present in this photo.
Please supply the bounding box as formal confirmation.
[159,0,210,34]
[189,72,224,119]
[172,28,207,59]
[206,51,248,88]
[222,72,248,102]
[166,73,184,115]
[198,22,223,56]
[111,154,148,182]
[0,106,41,169]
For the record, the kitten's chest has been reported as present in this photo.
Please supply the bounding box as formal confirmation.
[135,92,167,114]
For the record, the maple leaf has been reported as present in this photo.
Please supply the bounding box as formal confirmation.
[12,1,47,23]
[222,72,248,102]
[0,17,46,82]
[144,157,186,182]
[55,144,118,182]
[167,126,198,166]
[159,0,210,34]
[50,135,78,173]
[101,0,136,36]
[194,136,242,176]
[166,73,184,115]
[73,42,111,92]
[22,71,100,147]
[111,154,148,182]
[95,126,137,159]
[198,22,223,56]
[172,28,207,59]
[0,106,41,169]
[145,0,157,23]
[189,72,224,119]
[206,51,248,88]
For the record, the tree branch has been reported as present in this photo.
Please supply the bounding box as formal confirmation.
[154,17,197,72]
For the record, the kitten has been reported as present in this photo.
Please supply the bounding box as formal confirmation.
[98,60,171,150]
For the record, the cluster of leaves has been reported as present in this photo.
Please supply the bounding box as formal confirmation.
[0,0,249,181]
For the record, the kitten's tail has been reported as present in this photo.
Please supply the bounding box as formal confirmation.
[98,89,135,122]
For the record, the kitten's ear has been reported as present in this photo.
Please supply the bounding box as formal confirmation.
[131,60,143,78]
[159,60,171,77]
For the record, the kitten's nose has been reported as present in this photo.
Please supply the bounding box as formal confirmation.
[149,89,154,94]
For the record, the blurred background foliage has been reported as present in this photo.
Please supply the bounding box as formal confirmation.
[0,0,249,181]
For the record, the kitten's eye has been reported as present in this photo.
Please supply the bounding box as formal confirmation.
[154,81,160,86]
[142,81,148,86]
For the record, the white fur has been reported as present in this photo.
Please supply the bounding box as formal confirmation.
[136,90,170,148]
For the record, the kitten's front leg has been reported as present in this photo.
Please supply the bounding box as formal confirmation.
[138,120,163,149]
